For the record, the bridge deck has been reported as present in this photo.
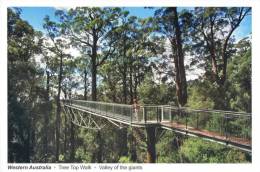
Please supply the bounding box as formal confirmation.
[160,121,251,150]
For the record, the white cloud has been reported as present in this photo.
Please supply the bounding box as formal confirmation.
[53,7,73,11]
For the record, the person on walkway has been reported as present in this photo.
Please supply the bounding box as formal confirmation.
[133,98,140,122]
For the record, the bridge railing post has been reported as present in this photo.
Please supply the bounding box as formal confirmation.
[98,103,101,114]
[224,114,229,143]
[196,112,199,129]
[112,104,115,117]
[170,107,172,122]
[185,109,188,130]
[143,106,147,123]
[161,106,164,122]
[130,106,132,123]
[156,107,160,123]
[104,104,106,114]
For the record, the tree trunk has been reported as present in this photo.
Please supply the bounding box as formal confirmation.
[91,56,97,101]
[91,32,98,101]
[209,17,219,80]
[146,127,156,163]
[96,130,103,163]
[64,112,67,161]
[117,128,128,157]
[123,63,127,104]
[44,70,50,162]
[84,68,88,100]
[129,62,133,104]
[46,70,50,101]
[26,118,31,162]
[69,111,75,162]
[221,53,228,85]
[129,128,137,162]
[172,7,187,107]
[122,35,128,104]
[55,54,63,162]
[133,71,138,99]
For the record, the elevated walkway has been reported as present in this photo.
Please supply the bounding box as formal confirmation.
[62,100,251,152]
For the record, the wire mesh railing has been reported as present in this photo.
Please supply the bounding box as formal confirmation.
[161,105,251,146]
[63,100,133,122]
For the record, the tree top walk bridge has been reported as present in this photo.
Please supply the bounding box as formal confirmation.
[62,100,251,157]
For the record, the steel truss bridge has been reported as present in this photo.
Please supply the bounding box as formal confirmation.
[62,100,251,162]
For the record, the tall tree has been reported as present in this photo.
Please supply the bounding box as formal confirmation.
[192,7,251,85]
[39,46,52,162]
[55,7,122,101]
[154,7,190,106]
[43,16,71,161]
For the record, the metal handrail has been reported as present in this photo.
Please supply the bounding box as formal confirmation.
[161,105,251,117]
[71,99,133,108]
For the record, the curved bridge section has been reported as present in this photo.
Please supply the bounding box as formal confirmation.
[62,100,251,153]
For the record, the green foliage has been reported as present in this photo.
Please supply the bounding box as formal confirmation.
[156,131,181,163]
[75,147,92,163]
[187,80,216,109]
[118,156,133,163]
[227,47,251,112]
[180,138,249,163]
[138,76,176,105]
[74,128,96,162]
[8,8,46,163]
[58,154,65,162]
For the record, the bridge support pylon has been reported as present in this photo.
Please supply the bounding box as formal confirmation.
[118,127,128,157]
[146,126,156,163]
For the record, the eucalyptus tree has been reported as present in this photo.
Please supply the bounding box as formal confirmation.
[105,11,155,104]
[191,7,251,86]
[55,7,123,101]
[61,58,79,161]
[38,37,53,162]
[154,7,192,107]
[43,16,72,161]
[109,10,131,104]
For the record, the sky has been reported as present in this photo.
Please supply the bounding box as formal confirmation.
[19,7,252,41]
[19,7,157,32]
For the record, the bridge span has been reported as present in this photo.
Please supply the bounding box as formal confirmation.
[62,100,251,162]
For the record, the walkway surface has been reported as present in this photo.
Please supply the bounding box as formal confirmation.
[63,100,251,152]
